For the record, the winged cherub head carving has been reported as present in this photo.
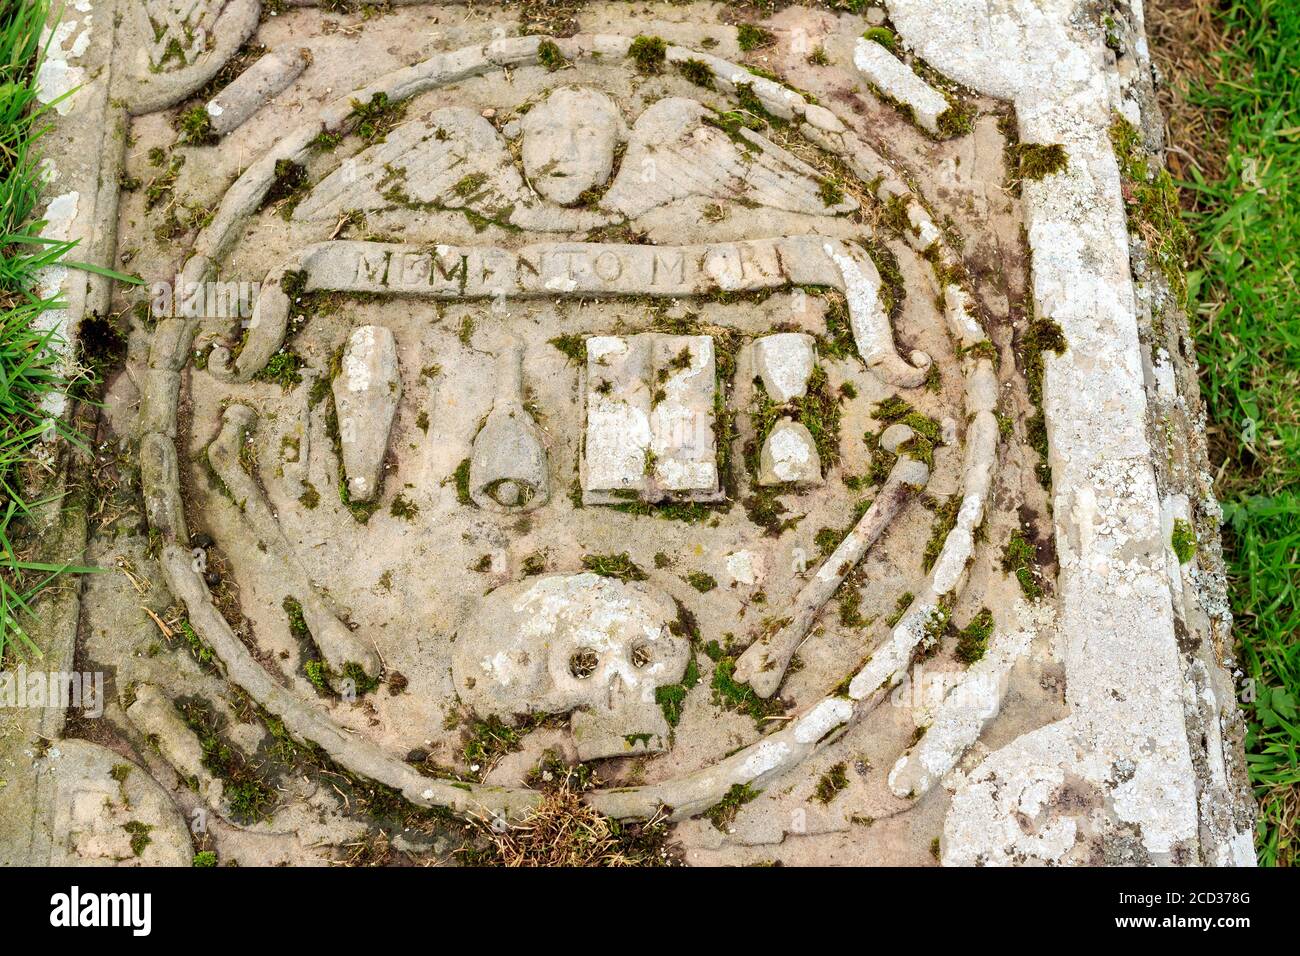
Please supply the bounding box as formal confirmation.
[521,87,627,206]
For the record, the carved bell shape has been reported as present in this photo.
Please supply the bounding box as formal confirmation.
[468,343,550,512]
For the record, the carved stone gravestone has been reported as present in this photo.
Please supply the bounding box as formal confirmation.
[5,0,1252,868]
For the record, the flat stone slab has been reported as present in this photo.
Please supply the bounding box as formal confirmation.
[20,0,1250,869]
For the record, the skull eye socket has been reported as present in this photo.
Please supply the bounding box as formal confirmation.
[631,644,653,668]
[569,649,599,679]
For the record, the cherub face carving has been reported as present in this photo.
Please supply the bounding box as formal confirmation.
[521,87,625,206]
[452,573,690,756]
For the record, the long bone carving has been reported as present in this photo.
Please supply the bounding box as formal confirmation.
[733,425,931,699]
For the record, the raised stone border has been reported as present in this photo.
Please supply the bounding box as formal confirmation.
[886,0,1254,866]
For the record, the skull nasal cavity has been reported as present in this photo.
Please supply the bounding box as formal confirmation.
[569,649,599,679]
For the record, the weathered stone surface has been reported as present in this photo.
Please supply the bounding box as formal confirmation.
[293,109,524,221]
[206,47,307,137]
[887,605,1037,799]
[650,335,719,496]
[601,98,858,219]
[853,38,952,136]
[452,573,689,759]
[36,741,192,866]
[126,683,224,810]
[521,87,624,206]
[880,422,917,453]
[802,102,846,135]
[486,35,544,66]
[758,419,821,486]
[49,0,1248,870]
[139,432,187,544]
[883,0,1255,866]
[583,333,719,503]
[468,344,550,511]
[209,281,289,383]
[206,405,383,687]
[120,0,261,114]
[583,334,651,497]
[736,448,931,698]
[823,241,933,388]
[332,325,400,504]
[753,332,815,402]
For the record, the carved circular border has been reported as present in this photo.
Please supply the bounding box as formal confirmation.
[139,33,999,822]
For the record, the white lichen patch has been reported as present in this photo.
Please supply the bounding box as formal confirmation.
[37,15,91,115]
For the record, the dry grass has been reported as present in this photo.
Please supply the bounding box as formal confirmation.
[459,774,682,867]
[1147,0,1230,183]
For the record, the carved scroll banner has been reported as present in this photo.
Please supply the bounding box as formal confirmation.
[212,238,931,388]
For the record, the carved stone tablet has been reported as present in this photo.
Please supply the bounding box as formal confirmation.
[23,0,1250,870]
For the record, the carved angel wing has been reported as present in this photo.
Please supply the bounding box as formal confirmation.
[292,108,525,222]
[600,98,859,220]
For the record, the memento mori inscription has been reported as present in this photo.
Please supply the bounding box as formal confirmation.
[302,238,844,297]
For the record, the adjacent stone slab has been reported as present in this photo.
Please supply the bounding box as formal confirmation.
[332,325,400,503]
[753,332,815,402]
[582,333,720,503]
[853,38,951,137]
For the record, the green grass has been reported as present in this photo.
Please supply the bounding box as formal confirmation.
[0,2,141,659]
[0,1,91,660]
[1178,0,1300,866]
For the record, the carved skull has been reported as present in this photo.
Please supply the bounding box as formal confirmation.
[452,572,690,759]
[521,87,626,206]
